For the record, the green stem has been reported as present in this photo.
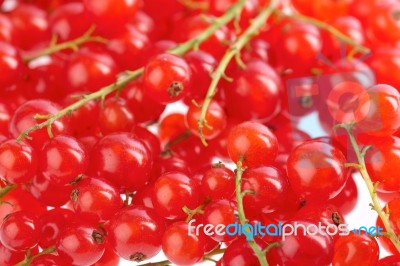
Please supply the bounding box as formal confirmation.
[15,246,56,266]
[278,11,370,54]
[23,26,107,62]
[336,123,400,252]
[197,0,279,146]
[16,0,248,142]
[0,184,16,198]
[235,159,269,266]
[17,68,143,141]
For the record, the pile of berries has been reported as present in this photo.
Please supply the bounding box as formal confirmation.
[0,0,399,265]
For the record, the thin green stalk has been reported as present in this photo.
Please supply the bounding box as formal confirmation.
[335,123,400,252]
[197,0,279,146]
[278,11,370,54]
[15,246,56,266]
[235,159,270,266]
[16,0,248,142]
[23,26,107,62]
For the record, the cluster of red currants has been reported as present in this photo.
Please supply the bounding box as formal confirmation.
[0,0,399,265]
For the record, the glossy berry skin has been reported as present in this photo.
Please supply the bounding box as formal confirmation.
[90,133,152,192]
[223,61,282,122]
[71,177,123,222]
[98,97,135,135]
[367,2,400,43]
[66,48,119,93]
[120,80,165,124]
[242,166,289,214]
[365,136,400,192]
[0,187,46,222]
[49,2,91,42]
[152,172,200,220]
[271,220,334,266]
[367,47,400,90]
[0,242,28,266]
[143,53,192,104]
[107,25,150,70]
[354,84,400,136]
[28,173,72,207]
[0,42,23,90]
[184,51,217,103]
[332,232,379,266]
[329,175,358,215]
[40,135,88,185]
[0,140,37,184]
[108,205,165,262]
[38,208,75,248]
[201,199,238,242]
[186,99,227,140]
[287,140,348,203]
[91,244,120,266]
[8,4,50,50]
[57,223,105,266]
[227,122,278,167]
[9,100,70,151]
[83,0,141,35]
[30,254,69,266]
[378,255,400,266]
[0,211,39,251]
[162,221,205,265]
[201,165,235,200]
[311,0,352,21]
[222,238,268,266]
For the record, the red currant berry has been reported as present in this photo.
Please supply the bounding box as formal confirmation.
[201,164,235,200]
[332,232,379,265]
[354,84,400,136]
[0,140,37,184]
[152,172,200,220]
[186,99,227,140]
[223,61,282,122]
[201,199,238,242]
[40,135,88,185]
[9,99,70,151]
[108,205,165,262]
[98,97,135,134]
[0,211,39,251]
[71,177,123,222]
[143,53,192,104]
[57,223,105,266]
[38,208,75,248]
[0,42,23,90]
[90,133,152,192]
[365,137,400,192]
[287,140,348,203]
[270,220,334,265]
[242,166,290,214]
[162,221,205,265]
[227,121,278,167]
[66,47,119,93]
[83,0,141,35]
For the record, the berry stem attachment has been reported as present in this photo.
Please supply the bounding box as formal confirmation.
[168,0,247,56]
[276,11,370,54]
[14,246,56,266]
[16,68,144,141]
[335,123,400,252]
[235,158,273,266]
[197,0,279,146]
[16,0,249,141]
[23,26,108,62]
